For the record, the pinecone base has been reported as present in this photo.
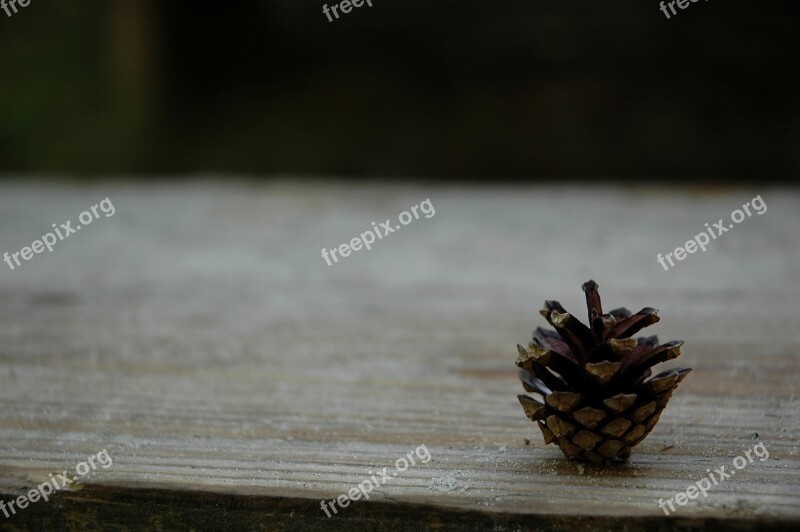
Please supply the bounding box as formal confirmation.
[519,371,689,464]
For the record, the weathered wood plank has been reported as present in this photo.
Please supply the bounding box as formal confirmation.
[0,182,798,529]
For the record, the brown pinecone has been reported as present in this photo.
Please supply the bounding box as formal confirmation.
[516,281,691,465]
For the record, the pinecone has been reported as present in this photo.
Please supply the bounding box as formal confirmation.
[516,281,691,465]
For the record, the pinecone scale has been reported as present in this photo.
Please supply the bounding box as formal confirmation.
[516,281,691,465]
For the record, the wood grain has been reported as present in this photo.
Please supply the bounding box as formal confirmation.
[0,182,798,530]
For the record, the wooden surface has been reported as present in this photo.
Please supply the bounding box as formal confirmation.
[0,181,798,530]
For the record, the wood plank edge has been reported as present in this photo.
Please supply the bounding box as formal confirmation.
[2,485,798,531]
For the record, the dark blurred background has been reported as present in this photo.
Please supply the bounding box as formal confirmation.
[0,0,797,180]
